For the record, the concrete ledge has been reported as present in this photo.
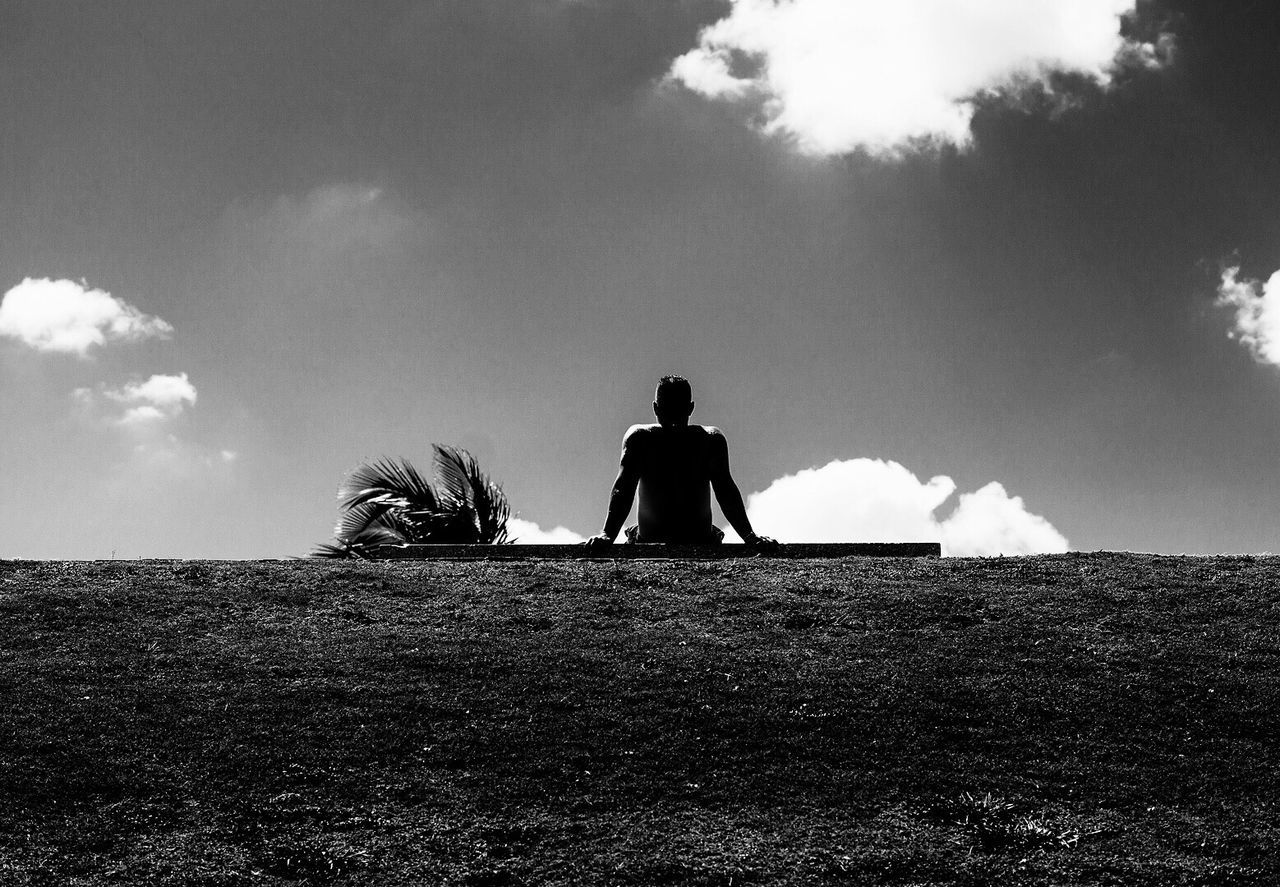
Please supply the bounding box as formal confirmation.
[372,542,940,560]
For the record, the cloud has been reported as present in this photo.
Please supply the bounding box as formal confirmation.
[118,431,239,482]
[77,372,198,425]
[667,0,1167,155]
[0,277,172,356]
[1216,265,1280,366]
[72,372,237,479]
[106,373,198,424]
[509,516,586,544]
[737,458,1068,555]
[940,481,1071,557]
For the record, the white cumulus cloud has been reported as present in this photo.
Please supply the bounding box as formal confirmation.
[738,458,1068,556]
[1217,265,1280,366]
[667,0,1166,155]
[509,517,586,544]
[940,481,1071,557]
[86,372,198,425]
[0,277,173,356]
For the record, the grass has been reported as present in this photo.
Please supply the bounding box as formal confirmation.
[0,552,1277,885]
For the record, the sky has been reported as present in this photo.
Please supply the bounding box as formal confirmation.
[4,0,1280,558]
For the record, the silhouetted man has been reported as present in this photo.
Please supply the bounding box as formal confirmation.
[583,376,779,551]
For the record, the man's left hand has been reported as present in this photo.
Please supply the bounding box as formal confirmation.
[582,533,614,552]
[743,532,781,553]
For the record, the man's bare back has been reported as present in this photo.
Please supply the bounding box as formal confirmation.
[583,376,778,550]
[623,422,723,542]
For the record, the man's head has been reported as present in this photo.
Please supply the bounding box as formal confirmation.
[653,375,694,427]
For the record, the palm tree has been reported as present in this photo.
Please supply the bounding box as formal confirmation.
[313,445,512,558]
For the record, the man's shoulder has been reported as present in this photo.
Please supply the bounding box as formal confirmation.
[692,425,727,448]
[624,423,660,438]
[622,423,659,447]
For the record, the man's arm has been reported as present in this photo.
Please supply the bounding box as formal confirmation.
[709,431,778,550]
[583,428,642,550]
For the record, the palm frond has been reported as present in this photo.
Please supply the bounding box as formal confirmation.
[338,457,439,512]
[352,520,408,549]
[431,446,477,508]
[335,498,398,542]
[311,542,354,559]
[314,446,513,556]
[310,524,405,559]
[404,505,481,544]
[470,474,511,544]
[433,445,512,544]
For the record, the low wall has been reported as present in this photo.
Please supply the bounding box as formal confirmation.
[372,542,941,559]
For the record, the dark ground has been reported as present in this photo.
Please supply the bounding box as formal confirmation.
[0,553,1277,886]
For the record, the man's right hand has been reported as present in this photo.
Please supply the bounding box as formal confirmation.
[582,533,614,552]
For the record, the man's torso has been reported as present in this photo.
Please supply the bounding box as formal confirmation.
[622,424,722,542]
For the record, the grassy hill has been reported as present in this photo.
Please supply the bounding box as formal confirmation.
[0,553,1277,886]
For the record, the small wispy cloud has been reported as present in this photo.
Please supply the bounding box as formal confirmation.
[1216,265,1280,366]
[73,372,238,477]
[223,184,420,260]
[667,0,1169,156]
[735,458,1068,556]
[117,432,239,481]
[0,277,172,356]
